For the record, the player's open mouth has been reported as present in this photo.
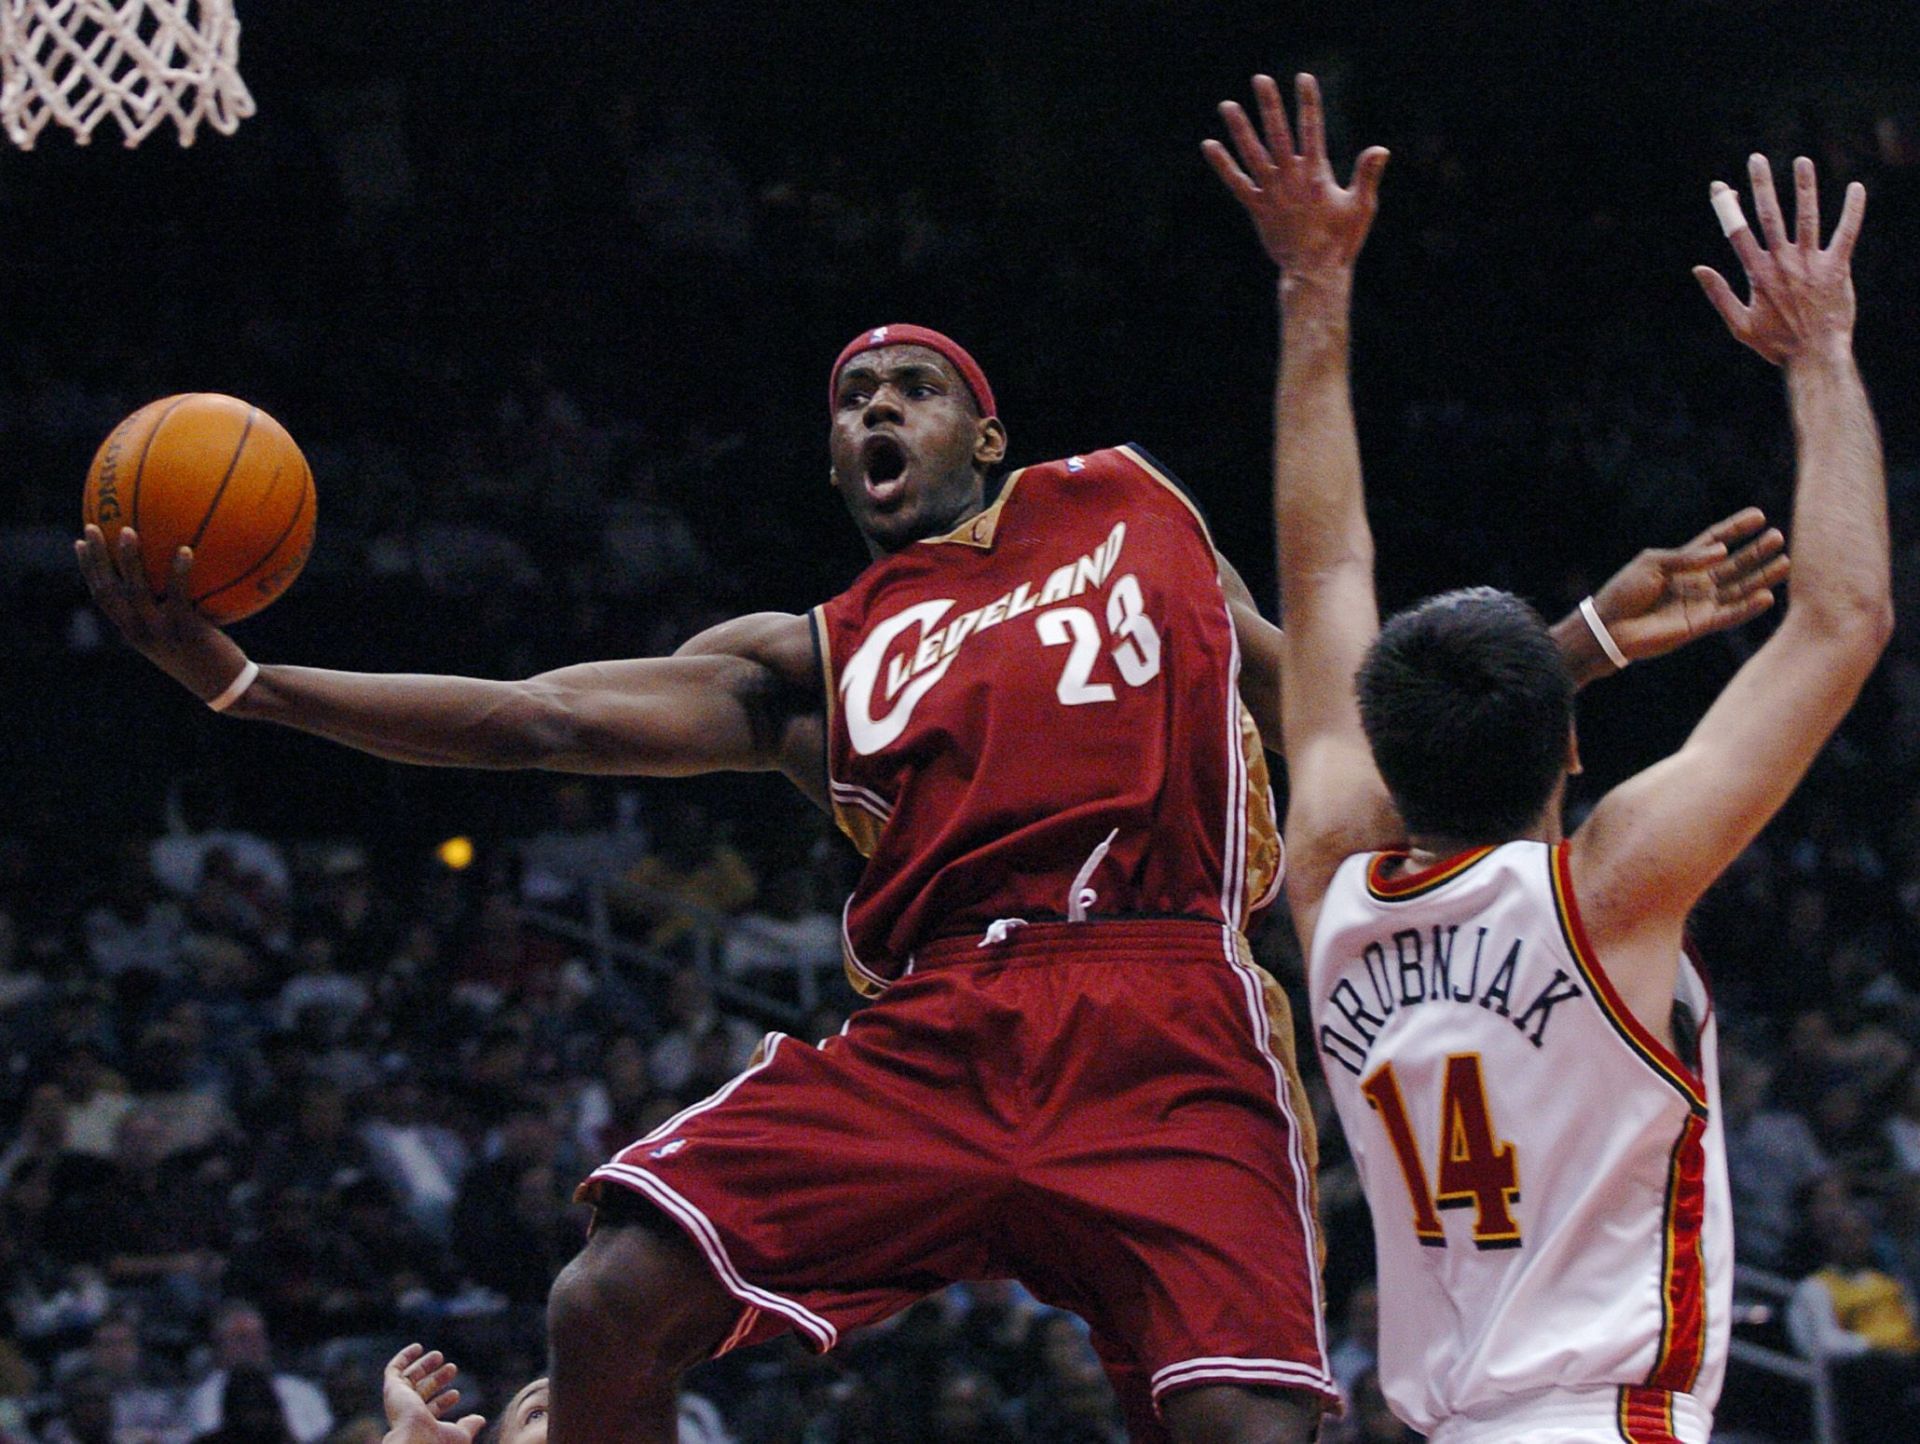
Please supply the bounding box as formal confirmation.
[862,435,910,506]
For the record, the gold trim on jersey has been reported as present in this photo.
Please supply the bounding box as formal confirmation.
[1118,444,1218,544]
[1548,844,1709,1114]
[1364,846,1498,901]
[1240,704,1284,921]
[917,468,1028,549]
[1617,1385,1684,1444]
[1236,935,1327,1277]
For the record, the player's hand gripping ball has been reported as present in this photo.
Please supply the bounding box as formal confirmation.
[83,393,314,624]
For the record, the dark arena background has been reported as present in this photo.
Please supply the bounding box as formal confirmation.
[4,3,1919,1442]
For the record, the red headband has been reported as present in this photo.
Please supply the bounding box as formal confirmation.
[830,324,997,419]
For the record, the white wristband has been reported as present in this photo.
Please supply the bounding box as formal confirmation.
[206,659,260,713]
[1579,597,1630,672]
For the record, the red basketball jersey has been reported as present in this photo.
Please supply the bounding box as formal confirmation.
[814,444,1281,993]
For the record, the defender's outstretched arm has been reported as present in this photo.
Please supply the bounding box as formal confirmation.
[1574,156,1890,1027]
[1206,72,1396,932]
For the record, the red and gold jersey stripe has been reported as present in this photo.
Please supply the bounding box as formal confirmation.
[1646,1112,1710,1392]
[1617,1385,1683,1444]
[1364,846,1497,902]
[1547,843,1707,1113]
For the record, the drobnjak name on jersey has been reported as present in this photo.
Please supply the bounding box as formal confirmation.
[1318,924,1586,1077]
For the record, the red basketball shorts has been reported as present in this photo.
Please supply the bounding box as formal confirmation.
[580,918,1335,1415]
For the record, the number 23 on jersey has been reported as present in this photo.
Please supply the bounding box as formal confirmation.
[1361,1054,1523,1250]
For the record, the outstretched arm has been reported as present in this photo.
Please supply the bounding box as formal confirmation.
[1573,156,1890,1030]
[1225,510,1787,755]
[1206,72,1395,936]
[77,525,822,783]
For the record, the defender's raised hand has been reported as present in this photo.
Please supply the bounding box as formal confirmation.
[1204,72,1389,279]
[1582,507,1790,672]
[381,1344,486,1444]
[1694,155,1865,366]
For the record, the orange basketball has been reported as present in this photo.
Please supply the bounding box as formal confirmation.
[83,393,315,625]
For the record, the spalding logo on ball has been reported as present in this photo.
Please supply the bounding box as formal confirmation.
[84,393,315,625]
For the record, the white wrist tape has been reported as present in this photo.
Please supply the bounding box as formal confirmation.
[1711,185,1748,237]
[206,659,260,713]
[1579,597,1630,671]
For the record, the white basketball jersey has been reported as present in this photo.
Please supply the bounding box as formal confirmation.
[1308,841,1731,1443]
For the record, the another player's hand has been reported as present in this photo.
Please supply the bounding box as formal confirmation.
[76,525,252,703]
[1590,507,1789,666]
[1694,155,1865,367]
[1203,72,1389,282]
[381,1344,485,1444]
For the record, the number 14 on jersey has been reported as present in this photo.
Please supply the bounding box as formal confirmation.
[1361,1054,1523,1250]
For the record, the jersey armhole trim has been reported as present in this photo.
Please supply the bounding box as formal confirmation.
[1549,843,1709,1114]
[813,605,884,858]
[810,606,833,806]
[1118,443,1216,544]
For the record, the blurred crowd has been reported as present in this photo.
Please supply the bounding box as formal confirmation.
[5,6,1920,1442]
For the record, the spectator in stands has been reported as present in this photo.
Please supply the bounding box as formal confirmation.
[451,1108,578,1308]
[126,1023,237,1164]
[1788,1200,1920,1440]
[0,1083,70,1194]
[719,868,840,1005]
[514,781,650,913]
[225,1185,388,1349]
[357,1070,470,1242]
[149,777,289,909]
[1721,1043,1836,1271]
[51,1042,134,1161]
[192,1366,294,1444]
[1329,1281,1380,1399]
[76,1309,189,1444]
[569,1035,652,1163]
[256,1083,375,1202]
[276,938,372,1045]
[183,1304,330,1444]
[0,908,43,1018]
[81,846,185,983]
[49,1106,229,1323]
[301,849,398,979]
[43,1371,116,1444]
[452,894,569,1009]
[1886,1064,1920,1174]
[645,968,756,1097]
[610,802,756,956]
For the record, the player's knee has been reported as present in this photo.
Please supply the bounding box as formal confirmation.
[1161,1384,1317,1444]
[548,1205,735,1378]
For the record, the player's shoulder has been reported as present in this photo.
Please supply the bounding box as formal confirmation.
[1018,443,1212,527]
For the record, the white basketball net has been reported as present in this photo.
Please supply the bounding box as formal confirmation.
[0,0,254,149]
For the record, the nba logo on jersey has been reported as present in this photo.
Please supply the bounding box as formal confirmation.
[869,327,890,344]
[1068,456,1086,472]
[650,1139,688,1160]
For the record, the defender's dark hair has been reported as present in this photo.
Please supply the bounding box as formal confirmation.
[1356,587,1575,842]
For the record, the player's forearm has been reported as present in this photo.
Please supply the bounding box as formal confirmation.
[1275,271,1373,617]
[229,665,572,769]
[1780,344,1894,649]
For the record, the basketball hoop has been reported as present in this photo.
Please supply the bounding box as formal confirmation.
[0,0,254,149]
